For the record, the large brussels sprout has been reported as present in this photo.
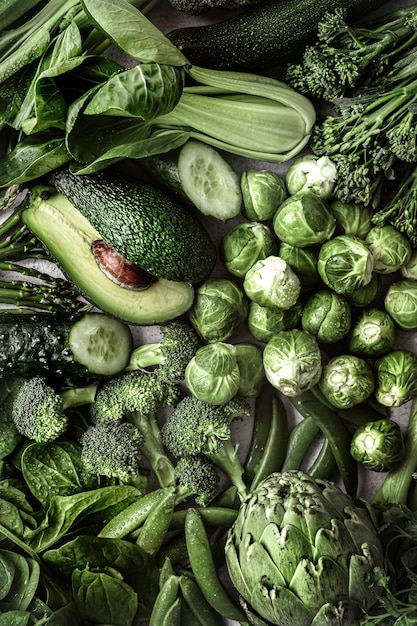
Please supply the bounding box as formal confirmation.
[220,221,277,278]
[273,192,335,248]
[241,169,288,221]
[374,349,417,407]
[348,308,396,357]
[301,290,351,343]
[225,470,384,626]
[344,273,380,308]
[243,255,301,310]
[263,329,322,396]
[234,342,267,397]
[350,419,404,472]
[401,249,417,280]
[365,224,412,274]
[384,278,417,331]
[329,199,372,239]
[285,154,338,199]
[247,300,302,343]
[317,235,374,295]
[184,342,240,405]
[189,278,248,342]
[278,242,321,293]
[319,355,375,409]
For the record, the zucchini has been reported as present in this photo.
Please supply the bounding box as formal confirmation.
[167,0,390,72]
[140,140,242,221]
[0,311,133,377]
[46,168,217,284]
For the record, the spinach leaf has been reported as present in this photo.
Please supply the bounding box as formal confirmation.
[0,479,38,537]
[0,550,40,611]
[81,0,188,66]
[21,441,100,509]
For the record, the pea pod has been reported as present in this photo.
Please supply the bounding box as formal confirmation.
[307,436,338,480]
[137,487,176,555]
[245,383,288,485]
[156,532,188,567]
[211,485,238,508]
[179,575,220,626]
[149,575,180,626]
[281,416,320,472]
[289,390,358,495]
[170,506,238,531]
[184,508,247,623]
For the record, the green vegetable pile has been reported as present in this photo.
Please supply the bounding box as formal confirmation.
[1,1,417,626]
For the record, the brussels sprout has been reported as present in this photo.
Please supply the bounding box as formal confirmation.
[348,308,396,357]
[285,154,338,199]
[243,255,301,310]
[329,199,372,239]
[374,349,417,407]
[263,329,322,396]
[401,249,417,280]
[344,273,380,308]
[350,419,404,472]
[365,225,412,274]
[273,192,335,248]
[384,279,417,331]
[184,342,240,405]
[189,278,248,342]
[278,242,321,293]
[247,300,303,343]
[233,343,267,397]
[220,221,277,278]
[301,290,351,343]
[317,235,374,295]
[319,355,375,409]
[241,169,288,221]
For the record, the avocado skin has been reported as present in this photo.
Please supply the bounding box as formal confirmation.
[47,168,217,284]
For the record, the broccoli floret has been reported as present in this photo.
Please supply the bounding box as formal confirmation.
[90,371,179,488]
[11,377,98,443]
[386,109,417,163]
[80,421,144,483]
[174,455,220,507]
[127,322,199,384]
[161,395,250,500]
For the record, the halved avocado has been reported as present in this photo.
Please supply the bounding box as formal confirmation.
[23,187,194,325]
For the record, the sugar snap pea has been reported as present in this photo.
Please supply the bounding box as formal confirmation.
[179,575,221,626]
[170,506,238,531]
[184,508,247,623]
[149,575,180,626]
[281,416,320,472]
[156,532,188,567]
[137,488,176,555]
[307,436,338,480]
[211,485,238,508]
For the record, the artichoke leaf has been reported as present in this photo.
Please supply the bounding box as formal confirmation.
[259,523,314,583]
[239,538,286,593]
[343,506,385,560]
[314,520,357,564]
[289,557,350,612]
[311,599,362,626]
[250,579,315,626]
[348,545,381,606]
[225,536,253,603]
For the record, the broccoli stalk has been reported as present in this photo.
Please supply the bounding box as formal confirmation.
[11,377,98,443]
[127,321,199,384]
[161,395,251,500]
[89,371,179,488]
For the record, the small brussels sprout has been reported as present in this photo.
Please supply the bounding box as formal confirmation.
[344,273,380,308]
[189,278,248,342]
[319,355,375,409]
[365,225,412,274]
[285,155,338,199]
[317,235,374,295]
[241,169,288,221]
[384,279,417,331]
[243,255,301,310]
[350,419,404,472]
[278,242,321,293]
[348,308,396,357]
[184,342,240,405]
[233,343,267,397]
[263,329,322,396]
[329,199,372,239]
[273,192,335,248]
[247,300,303,343]
[374,349,417,407]
[220,221,277,278]
[401,249,417,280]
[301,290,351,343]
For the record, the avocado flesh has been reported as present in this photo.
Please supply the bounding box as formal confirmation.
[23,189,194,325]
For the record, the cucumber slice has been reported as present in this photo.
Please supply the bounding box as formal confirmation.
[68,312,132,376]
[178,140,242,221]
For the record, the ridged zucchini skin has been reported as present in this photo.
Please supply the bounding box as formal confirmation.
[167,0,390,72]
[47,168,217,284]
[0,312,87,378]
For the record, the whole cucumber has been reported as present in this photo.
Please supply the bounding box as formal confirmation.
[167,0,390,72]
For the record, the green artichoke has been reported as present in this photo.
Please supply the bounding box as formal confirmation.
[225,470,384,626]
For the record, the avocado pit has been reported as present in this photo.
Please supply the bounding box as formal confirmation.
[92,240,154,291]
